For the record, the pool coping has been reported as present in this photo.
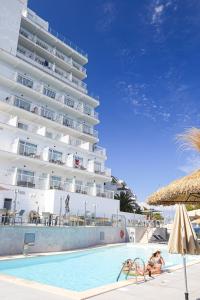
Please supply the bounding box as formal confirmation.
[0,243,200,300]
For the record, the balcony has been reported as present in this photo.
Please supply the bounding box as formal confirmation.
[18,142,40,159]
[1,96,98,140]
[17,46,87,93]
[19,26,87,77]
[17,174,35,188]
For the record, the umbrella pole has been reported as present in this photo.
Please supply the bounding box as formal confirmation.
[183,255,189,300]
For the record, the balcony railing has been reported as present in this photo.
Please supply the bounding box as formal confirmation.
[19,26,87,75]
[17,174,35,188]
[2,95,98,139]
[17,46,87,93]
[18,144,40,159]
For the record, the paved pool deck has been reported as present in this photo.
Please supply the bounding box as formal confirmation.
[0,262,200,300]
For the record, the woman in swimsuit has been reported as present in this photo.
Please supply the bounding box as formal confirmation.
[146,250,165,276]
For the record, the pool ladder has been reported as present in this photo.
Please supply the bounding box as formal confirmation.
[116,257,146,283]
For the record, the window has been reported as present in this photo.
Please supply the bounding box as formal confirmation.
[14,98,31,111]
[19,140,37,157]
[83,124,92,135]
[17,74,33,88]
[18,122,28,131]
[48,149,62,163]
[50,176,62,189]
[84,105,92,116]
[43,86,56,99]
[17,169,35,187]
[75,180,83,193]
[63,116,74,128]
[94,162,102,173]
[41,107,54,120]
[64,96,75,108]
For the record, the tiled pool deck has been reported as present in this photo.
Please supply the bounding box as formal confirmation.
[0,262,200,300]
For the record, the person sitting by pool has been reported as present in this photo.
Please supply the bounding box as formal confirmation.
[123,259,145,276]
[146,250,165,276]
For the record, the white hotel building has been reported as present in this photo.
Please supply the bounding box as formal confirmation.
[0,0,119,218]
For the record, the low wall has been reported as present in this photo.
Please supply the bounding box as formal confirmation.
[126,227,147,243]
[0,225,126,256]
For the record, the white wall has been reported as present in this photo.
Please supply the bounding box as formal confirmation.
[0,185,120,219]
[0,225,126,255]
[0,0,27,55]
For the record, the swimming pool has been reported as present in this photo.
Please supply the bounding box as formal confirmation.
[0,244,199,292]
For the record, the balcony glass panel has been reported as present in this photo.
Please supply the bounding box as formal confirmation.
[14,98,31,111]
[63,116,74,128]
[83,124,92,135]
[41,107,54,120]
[48,149,63,164]
[94,162,102,173]
[84,105,92,116]
[43,86,56,99]
[50,176,62,189]
[19,141,37,157]
[64,96,75,108]
[17,74,33,88]
[17,169,35,188]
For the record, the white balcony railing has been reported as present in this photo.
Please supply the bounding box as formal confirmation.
[2,95,98,139]
[0,168,113,198]
[19,26,87,75]
[17,46,87,93]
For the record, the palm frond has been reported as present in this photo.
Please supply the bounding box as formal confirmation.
[177,127,200,152]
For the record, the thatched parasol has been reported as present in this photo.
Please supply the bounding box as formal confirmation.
[148,169,200,206]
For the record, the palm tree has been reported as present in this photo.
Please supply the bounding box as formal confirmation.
[114,191,136,213]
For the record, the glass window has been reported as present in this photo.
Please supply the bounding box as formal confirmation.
[64,96,75,108]
[17,169,35,187]
[19,140,37,157]
[63,116,74,128]
[84,105,92,116]
[50,176,62,189]
[14,98,31,111]
[18,122,28,131]
[41,107,54,120]
[83,124,92,135]
[48,149,62,162]
[43,86,56,99]
[17,74,33,88]
[94,162,102,173]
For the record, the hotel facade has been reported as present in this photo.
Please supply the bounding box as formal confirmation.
[0,0,119,218]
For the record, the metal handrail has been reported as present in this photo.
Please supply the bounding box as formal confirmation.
[117,257,146,283]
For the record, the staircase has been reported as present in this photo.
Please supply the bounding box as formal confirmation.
[139,227,157,244]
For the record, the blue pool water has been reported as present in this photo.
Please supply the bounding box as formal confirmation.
[0,244,199,291]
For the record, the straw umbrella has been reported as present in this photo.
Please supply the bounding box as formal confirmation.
[147,128,200,300]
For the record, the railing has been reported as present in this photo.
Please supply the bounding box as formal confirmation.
[93,146,106,156]
[17,174,35,188]
[19,26,87,75]
[18,144,39,159]
[16,46,87,93]
[2,95,98,139]
[0,168,113,198]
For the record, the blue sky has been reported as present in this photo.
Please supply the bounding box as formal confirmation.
[29,0,200,202]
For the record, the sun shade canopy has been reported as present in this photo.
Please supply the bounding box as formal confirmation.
[147,169,200,206]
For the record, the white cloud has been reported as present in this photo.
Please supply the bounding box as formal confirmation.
[96,1,117,32]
